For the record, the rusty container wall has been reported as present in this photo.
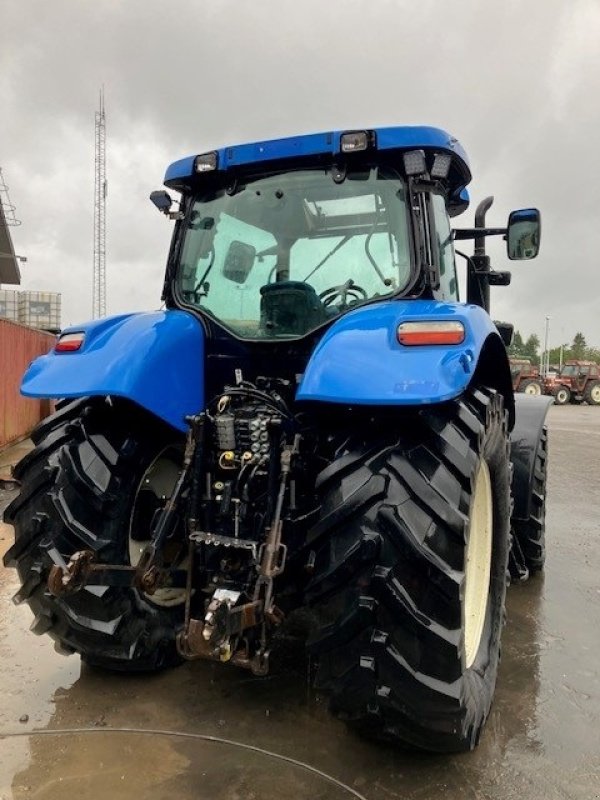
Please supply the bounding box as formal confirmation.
[0,318,55,449]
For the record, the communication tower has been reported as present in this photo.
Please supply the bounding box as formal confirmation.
[93,89,107,318]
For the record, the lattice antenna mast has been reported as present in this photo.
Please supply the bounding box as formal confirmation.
[93,89,107,318]
[0,168,22,226]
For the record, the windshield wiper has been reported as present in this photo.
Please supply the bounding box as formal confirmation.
[193,247,216,298]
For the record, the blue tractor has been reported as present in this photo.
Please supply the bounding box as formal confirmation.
[4,127,550,751]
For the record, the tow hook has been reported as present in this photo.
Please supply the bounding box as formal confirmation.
[176,587,275,675]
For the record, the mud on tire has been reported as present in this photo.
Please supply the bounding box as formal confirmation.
[3,398,185,672]
[305,388,511,752]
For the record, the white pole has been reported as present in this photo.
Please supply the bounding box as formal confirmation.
[544,316,550,378]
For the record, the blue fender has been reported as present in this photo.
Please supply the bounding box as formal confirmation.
[21,311,204,432]
[297,299,502,406]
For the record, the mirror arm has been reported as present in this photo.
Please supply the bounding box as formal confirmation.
[453,227,507,241]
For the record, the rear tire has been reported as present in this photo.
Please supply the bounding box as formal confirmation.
[520,379,542,396]
[306,388,510,752]
[3,398,186,672]
[584,381,600,406]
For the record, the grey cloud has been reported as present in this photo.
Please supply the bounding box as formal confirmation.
[1,0,598,346]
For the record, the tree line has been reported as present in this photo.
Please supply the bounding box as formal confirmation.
[508,331,600,367]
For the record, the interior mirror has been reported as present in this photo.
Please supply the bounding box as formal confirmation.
[223,240,256,284]
[507,208,541,260]
[149,190,173,214]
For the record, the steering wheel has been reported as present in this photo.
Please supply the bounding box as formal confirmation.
[318,279,368,308]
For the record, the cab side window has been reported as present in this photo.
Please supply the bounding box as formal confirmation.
[431,193,458,301]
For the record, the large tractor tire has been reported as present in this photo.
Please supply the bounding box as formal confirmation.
[584,380,600,406]
[512,426,548,573]
[554,386,570,405]
[3,398,186,672]
[305,388,510,752]
[520,379,543,396]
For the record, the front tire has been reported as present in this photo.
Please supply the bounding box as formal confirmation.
[554,386,570,405]
[3,398,186,672]
[306,388,510,752]
[512,427,548,573]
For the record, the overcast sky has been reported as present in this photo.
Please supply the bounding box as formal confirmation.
[1,0,598,349]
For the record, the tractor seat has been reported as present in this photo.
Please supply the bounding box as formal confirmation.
[260,281,327,336]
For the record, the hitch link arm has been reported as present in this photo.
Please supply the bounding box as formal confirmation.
[46,414,206,597]
[254,438,298,614]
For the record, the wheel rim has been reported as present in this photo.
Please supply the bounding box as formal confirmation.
[463,460,493,669]
[525,383,541,395]
[129,450,187,607]
[591,385,600,403]
[556,389,568,404]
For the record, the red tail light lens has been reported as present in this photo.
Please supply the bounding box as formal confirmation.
[55,332,85,352]
[397,321,465,346]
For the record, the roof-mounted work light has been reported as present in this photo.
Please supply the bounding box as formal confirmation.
[340,131,369,153]
[402,150,427,176]
[194,151,219,173]
[431,152,452,179]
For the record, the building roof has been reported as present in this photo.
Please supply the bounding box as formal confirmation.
[0,201,21,284]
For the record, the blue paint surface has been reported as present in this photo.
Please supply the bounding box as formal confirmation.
[21,311,204,431]
[297,300,499,406]
[20,302,501,424]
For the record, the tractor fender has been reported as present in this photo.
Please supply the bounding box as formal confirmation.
[21,310,204,432]
[510,393,553,521]
[297,299,507,408]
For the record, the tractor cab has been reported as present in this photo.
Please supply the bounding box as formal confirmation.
[154,127,540,344]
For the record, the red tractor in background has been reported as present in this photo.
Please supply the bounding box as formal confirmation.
[509,357,543,395]
[548,360,600,405]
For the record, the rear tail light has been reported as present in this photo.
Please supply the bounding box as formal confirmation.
[55,332,85,352]
[397,321,465,346]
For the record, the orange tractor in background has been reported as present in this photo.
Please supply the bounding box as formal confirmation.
[509,357,544,395]
[547,360,600,405]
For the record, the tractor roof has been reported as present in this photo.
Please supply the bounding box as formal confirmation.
[164,126,471,198]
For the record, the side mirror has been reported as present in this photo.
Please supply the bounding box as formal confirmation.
[223,241,256,284]
[507,208,541,260]
[149,190,173,215]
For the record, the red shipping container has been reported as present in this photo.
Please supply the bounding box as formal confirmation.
[0,318,55,449]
